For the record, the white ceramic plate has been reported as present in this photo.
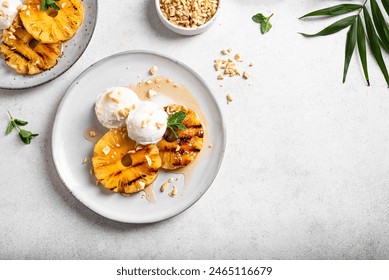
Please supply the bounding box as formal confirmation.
[52,50,226,223]
[0,0,97,90]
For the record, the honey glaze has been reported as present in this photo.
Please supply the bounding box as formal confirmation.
[129,76,210,187]
[129,76,207,130]
[83,127,105,144]
[143,184,156,203]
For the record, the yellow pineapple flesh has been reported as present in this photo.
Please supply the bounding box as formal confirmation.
[92,128,162,194]
[1,24,62,75]
[20,0,84,44]
[157,105,204,170]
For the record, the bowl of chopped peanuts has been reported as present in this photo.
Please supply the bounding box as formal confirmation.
[156,0,220,36]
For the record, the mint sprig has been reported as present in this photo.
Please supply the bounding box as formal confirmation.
[167,111,187,139]
[42,0,60,11]
[252,13,274,34]
[6,111,39,145]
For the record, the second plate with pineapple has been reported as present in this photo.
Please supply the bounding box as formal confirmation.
[0,0,97,90]
[52,50,226,223]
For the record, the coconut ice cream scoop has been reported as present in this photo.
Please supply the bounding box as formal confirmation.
[126,101,168,145]
[0,0,22,31]
[95,87,140,129]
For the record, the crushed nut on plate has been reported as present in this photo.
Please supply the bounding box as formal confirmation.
[149,66,158,75]
[226,93,233,104]
[160,182,169,193]
[147,89,157,99]
[169,186,177,197]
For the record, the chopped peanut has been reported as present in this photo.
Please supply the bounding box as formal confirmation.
[160,0,219,28]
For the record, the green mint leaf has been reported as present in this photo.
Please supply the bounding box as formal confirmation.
[50,2,60,10]
[168,111,186,125]
[261,20,272,34]
[252,13,273,34]
[18,130,38,145]
[41,0,48,11]
[20,135,31,144]
[19,129,32,139]
[13,119,28,126]
[19,132,31,144]
[175,123,187,130]
[167,111,188,139]
[252,13,267,23]
[6,121,15,135]
[6,111,38,145]
[42,0,60,11]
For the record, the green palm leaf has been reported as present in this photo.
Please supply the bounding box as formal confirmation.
[357,16,370,86]
[343,19,358,83]
[364,7,389,86]
[300,15,357,37]
[382,0,389,16]
[371,0,389,53]
[300,4,363,19]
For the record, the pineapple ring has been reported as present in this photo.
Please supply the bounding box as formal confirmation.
[157,105,204,170]
[20,0,84,44]
[1,25,62,75]
[92,128,162,194]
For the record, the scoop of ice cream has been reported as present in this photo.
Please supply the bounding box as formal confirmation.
[0,0,22,31]
[95,87,140,129]
[126,101,168,145]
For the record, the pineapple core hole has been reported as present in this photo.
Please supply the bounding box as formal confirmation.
[29,39,39,49]
[121,155,133,167]
[48,9,59,18]
[164,129,177,143]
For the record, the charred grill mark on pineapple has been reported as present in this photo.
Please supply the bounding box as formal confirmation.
[2,43,46,72]
[69,0,78,11]
[161,147,201,153]
[1,23,62,75]
[92,129,162,194]
[121,176,145,188]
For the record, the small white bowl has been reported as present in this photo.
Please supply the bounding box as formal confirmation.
[155,0,221,36]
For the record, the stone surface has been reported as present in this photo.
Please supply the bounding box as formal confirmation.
[1,0,389,259]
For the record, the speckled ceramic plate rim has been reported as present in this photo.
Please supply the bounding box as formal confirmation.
[0,0,98,90]
[51,50,227,224]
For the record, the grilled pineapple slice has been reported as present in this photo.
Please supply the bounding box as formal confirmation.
[20,0,84,44]
[1,25,62,75]
[157,105,204,170]
[92,128,162,194]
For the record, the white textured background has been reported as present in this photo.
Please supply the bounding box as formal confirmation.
[1,0,389,259]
